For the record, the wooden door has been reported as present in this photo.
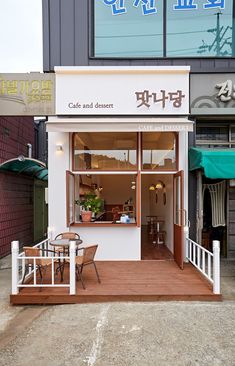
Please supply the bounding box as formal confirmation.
[174,171,185,269]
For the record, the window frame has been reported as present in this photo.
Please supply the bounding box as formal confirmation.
[141,132,179,172]
[72,132,139,172]
[69,131,179,227]
[196,124,235,149]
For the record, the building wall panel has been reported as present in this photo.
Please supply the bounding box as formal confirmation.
[42,0,235,73]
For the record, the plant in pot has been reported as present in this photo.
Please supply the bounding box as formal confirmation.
[78,194,103,222]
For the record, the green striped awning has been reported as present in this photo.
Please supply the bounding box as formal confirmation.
[189,147,235,179]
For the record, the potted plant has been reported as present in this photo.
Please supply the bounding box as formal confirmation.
[78,194,103,222]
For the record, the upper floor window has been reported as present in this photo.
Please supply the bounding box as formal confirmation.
[196,124,235,148]
[94,0,163,57]
[94,0,234,58]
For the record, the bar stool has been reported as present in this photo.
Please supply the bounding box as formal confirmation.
[147,216,158,236]
[153,222,166,245]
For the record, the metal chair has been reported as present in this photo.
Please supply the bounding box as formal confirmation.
[55,232,81,240]
[112,206,121,221]
[75,245,101,289]
[22,246,56,284]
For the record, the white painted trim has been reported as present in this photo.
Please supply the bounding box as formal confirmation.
[47,116,192,124]
[72,171,138,175]
[140,171,178,175]
[46,118,193,133]
[54,66,191,75]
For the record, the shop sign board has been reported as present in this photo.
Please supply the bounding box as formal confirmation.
[0,73,55,116]
[55,67,190,115]
[191,73,235,115]
[102,0,225,16]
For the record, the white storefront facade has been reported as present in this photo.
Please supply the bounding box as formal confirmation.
[47,66,192,267]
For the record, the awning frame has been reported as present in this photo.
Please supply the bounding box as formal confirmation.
[0,157,48,181]
[46,116,194,132]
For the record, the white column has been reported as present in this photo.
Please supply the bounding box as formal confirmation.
[48,132,70,235]
[213,240,220,294]
[11,241,19,295]
[69,240,76,295]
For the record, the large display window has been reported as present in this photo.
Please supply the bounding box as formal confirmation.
[94,0,163,57]
[69,132,178,226]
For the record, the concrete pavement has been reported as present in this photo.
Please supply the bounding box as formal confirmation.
[0,257,234,366]
[0,301,235,366]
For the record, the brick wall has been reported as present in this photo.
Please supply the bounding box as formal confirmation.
[0,117,35,257]
[0,116,34,163]
[0,173,34,257]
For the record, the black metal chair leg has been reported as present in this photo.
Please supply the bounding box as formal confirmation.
[76,265,85,289]
[93,262,101,283]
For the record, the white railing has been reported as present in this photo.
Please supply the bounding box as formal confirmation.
[186,238,220,294]
[11,239,76,296]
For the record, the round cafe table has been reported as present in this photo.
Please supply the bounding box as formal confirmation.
[50,238,83,253]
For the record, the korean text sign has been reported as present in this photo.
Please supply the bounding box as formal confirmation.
[0,74,55,116]
[102,0,225,15]
[55,66,190,115]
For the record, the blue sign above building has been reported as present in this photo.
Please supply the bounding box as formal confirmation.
[103,0,225,16]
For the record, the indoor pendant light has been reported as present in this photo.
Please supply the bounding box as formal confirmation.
[155,181,164,190]
[149,184,155,191]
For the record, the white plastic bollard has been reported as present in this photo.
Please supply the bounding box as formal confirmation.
[11,241,19,295]
[213,240,220,295]
[69,240,76,295]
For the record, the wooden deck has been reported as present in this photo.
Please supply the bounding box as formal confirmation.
[11,261,222,304]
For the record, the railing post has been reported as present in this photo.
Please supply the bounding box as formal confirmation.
[47,227,52,240]
[69,240,76,295]
[213,240,220,294]
[11,241,19,295]
[185,238,188,260]
[47,227,52,252]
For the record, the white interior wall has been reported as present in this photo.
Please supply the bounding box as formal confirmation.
[99,175,136,205]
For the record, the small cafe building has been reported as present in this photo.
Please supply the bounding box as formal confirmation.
[46,66,193,269]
